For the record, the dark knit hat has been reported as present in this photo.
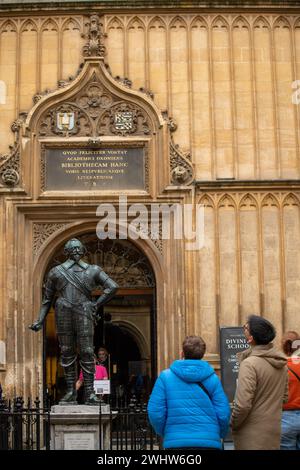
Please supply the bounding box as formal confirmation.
[247,315,276,345]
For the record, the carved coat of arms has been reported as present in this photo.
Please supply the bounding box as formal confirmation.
[114,112,133,131]
[57,112,75,131]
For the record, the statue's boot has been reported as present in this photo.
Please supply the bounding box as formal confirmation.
[59,363,77,404]
[83,372,100,405]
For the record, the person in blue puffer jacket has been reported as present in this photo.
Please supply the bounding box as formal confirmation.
[147,335,230,450]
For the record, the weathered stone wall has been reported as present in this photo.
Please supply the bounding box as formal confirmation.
[189,189,300,353]
[1,12,300,180]
[1,5,300,393]
[0,16,85,151]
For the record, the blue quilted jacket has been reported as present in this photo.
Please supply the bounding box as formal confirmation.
[147,359,230,449]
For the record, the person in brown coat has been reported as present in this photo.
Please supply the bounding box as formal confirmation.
[231,315,288,450]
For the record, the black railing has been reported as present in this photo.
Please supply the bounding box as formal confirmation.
[100,394,162,451]
[0,394,160,450]
[0,397,50,450]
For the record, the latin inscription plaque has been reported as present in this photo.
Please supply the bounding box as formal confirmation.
[44,147,145,191]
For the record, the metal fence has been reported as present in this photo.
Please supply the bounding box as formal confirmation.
[0,394,160,450]
[0,397,50,450]
[102,395,162,450]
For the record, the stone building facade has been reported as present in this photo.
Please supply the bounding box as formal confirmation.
[0,0,300,399]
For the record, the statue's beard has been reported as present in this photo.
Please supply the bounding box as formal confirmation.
[70,254,81,262]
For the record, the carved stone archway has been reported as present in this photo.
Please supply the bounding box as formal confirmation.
[30,221,163,401]
[44,233,155,289]
[113,320,150,360]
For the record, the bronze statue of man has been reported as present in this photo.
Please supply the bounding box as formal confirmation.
[29,238,118,405]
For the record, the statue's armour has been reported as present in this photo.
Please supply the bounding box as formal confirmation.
[40,258,118,371]
[42,259,116,306]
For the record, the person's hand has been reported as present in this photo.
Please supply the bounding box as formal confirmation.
[76,380,83,391]
[28,320,43,332]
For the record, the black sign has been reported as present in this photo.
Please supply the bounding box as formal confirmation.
[44,147,145,191]
[219,327,250,403]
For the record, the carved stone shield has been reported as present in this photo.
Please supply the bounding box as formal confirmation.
[114,112,133,131]
[57,112,75,131]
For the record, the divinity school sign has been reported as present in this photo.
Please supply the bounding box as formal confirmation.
[220,327,250,403]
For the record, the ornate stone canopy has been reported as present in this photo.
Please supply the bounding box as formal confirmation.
[0,13,194,191]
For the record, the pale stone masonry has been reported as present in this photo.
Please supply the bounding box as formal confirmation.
[0,1,300,398]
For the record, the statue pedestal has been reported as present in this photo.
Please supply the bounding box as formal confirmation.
[50,405,116,450]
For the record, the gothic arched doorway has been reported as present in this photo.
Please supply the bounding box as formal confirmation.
[43,233,156,404]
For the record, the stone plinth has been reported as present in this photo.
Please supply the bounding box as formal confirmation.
[50,405,117,450]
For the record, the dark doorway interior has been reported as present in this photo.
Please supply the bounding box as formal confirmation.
[95,316,142,396]
[93,292,154,401]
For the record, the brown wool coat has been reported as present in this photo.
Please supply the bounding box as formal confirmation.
[231,344,288,450]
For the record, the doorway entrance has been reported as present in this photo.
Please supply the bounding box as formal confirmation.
[43,233,156,404]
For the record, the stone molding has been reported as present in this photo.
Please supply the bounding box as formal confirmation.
[0,115,27,188]
[33,222,67,256]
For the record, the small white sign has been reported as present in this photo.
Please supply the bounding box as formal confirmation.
[64,432,94,450]
[94,379,110,395]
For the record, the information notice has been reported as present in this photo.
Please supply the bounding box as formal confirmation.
[219,327,250,403]
[44,147,145,191]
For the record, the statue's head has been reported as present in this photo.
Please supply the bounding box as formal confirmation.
[64,238,85,262]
